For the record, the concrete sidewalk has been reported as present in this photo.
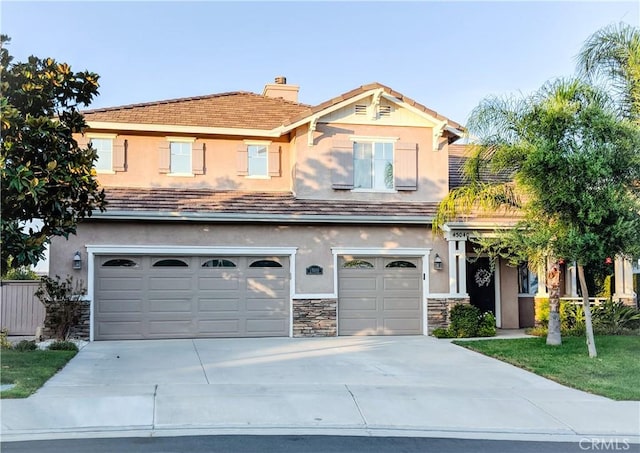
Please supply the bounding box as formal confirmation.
[1,336,639,443]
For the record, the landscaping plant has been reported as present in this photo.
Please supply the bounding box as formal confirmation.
[35,275,86,340]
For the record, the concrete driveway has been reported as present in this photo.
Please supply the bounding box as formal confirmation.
[2,336,639,443]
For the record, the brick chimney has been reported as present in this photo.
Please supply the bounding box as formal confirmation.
[262,76,299,103]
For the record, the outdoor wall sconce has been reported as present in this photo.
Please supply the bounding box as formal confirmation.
[433,254,443,271]
[72,251,82,270]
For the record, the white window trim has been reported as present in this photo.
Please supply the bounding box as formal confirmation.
[244,141,271,178]
[86,245,298,341]
[166,138,194,176]
[351,138,396,192]
[88,134,117,173]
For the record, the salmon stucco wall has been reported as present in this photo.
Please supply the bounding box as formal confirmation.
[293,123,449,202]
[83,132,293,191]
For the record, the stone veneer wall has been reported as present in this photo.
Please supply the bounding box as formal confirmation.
[293,299,337,337]
[426,297,470,333]
[41,300,90,341]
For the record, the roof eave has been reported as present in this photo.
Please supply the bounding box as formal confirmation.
[90,210,434,225]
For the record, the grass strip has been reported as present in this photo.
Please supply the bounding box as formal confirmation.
[453,335,640,401]
[1,350,77,398]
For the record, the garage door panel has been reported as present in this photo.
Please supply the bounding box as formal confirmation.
[198,319,240,334]
[383,298,422,310]
[340,297,377,311]
[149,277,193,291]
[147,299,193,313]
[339,318,377,334]
[198,299,241,311]
[96,300,143,313]
[246,318,287,334]
[95,255,290,340]
[98,277,143,291]
[148,320,192,335]
[340,277,378,291]
[97,321,143,338]
[198,276,240,290]
[383,277,421,290]
[384,318,421,332]
[245,298,287,312]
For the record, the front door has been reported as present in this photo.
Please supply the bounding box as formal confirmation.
[466,257,495,315]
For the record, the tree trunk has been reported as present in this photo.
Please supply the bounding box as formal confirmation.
[577,264,598,358]
[546,265,562,346]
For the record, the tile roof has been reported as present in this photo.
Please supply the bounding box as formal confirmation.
[98,187,439,221]
[82,82,463,135]
[449,144,515,190]
[82,92,312,130]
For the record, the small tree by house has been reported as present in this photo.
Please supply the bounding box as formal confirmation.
[35,275,86,340]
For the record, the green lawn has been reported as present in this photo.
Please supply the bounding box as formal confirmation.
[453,336,640,401]
[0,350,77,398]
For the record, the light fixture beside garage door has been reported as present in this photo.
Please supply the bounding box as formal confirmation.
[433,254,443,271]
[73,251,82,270]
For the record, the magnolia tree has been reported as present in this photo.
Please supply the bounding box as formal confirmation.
[0,36,106,274]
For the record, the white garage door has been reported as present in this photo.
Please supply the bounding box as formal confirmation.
[94,255,289,340]
[338,256,423,335]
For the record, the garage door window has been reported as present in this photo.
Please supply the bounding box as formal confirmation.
[202,259,236,268]
[103,259,138,267]
[342,259,374,269]
[153,259,188,267]
[386,260,416,268]
[249,259,282,268]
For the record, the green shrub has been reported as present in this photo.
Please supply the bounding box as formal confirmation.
[592,299,640,335]
[561,303,586,336]
[47,340,79,351]
[449,304,483,338]
[0,328,12,350]
[2,266,39,280]
[35,275,86,340]
[431,327,454,338]
[477,312,497,337]
[525,325,548,337]
[13,340,37,352]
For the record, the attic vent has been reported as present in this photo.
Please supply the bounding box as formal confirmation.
[378,105,392,117]
[354,104,367,115]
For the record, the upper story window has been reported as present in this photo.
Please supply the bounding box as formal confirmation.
[90,138,113,172]
[170,142,192,175]
[248,144,268,177]
[353,141,394,190]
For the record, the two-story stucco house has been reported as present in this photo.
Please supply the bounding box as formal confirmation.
[50,77,637,341]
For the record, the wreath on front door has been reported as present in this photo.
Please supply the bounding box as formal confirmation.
[475,268,492,287]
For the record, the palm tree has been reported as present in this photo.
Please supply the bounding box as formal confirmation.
[436,79,640,357]
[577,22,640,121]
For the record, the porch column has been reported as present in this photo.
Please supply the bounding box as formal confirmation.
[613,256,635,304]
[566,262,578,297]
[446,234,467,295]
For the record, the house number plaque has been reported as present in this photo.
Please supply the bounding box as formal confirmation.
[306,265,323,275]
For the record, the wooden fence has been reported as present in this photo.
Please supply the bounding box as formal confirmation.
[0,280,45,336]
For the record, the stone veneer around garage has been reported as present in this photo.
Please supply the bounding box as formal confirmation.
[426,297,471,333]
[293,299,337,337]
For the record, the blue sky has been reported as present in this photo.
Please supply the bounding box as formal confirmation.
[2,1,638,124]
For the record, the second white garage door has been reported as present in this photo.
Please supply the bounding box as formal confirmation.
[338,256,423,335]
[94,255,290,340]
